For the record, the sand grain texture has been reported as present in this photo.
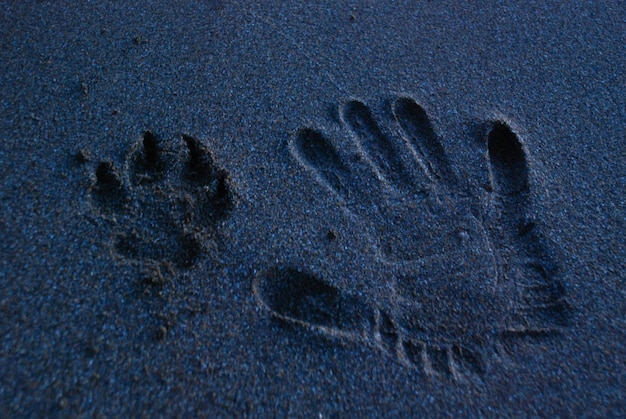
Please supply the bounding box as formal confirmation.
[0,1,624,416]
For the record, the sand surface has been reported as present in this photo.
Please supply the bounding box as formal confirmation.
[1,1,624,416]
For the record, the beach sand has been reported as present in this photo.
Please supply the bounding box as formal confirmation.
[1,1,624,416]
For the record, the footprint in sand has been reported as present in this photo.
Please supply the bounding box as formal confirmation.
[254,97,570,380]
[89,131,232,273]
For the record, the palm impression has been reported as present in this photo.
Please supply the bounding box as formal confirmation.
[254,97,570,380]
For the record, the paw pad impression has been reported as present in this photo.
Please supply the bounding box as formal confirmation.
[90,131,233,270]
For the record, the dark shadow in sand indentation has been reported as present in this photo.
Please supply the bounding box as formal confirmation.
[130,131,166,185]
[94,161,127,211]
[393,97,456,186]
[486,122,571,333]
[292,128,353,196]
[183,134,216,183]
[255,268,373,333]
[141,131,160,169]
[341,100,412,188]
[182,134,233,219]
[488,122,529,196]
[96,161,123,192]
[403,340,425,370]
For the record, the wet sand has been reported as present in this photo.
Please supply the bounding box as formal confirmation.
[0,1,624,416]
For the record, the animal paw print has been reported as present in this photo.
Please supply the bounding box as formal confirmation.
[254,98,570,380]
[90,131,232,270]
